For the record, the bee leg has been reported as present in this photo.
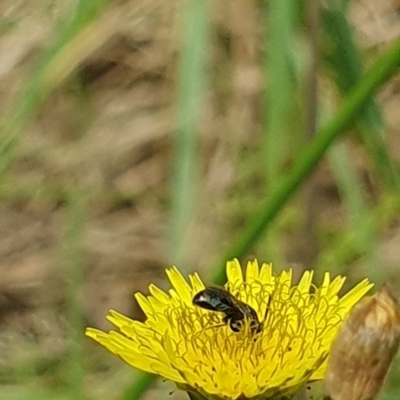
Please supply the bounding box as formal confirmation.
[204,323,226,331]
[229,318,244,332]
[249,319,260,334]
[222,315,229,324]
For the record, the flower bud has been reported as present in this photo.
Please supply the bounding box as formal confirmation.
[324,285,400,400]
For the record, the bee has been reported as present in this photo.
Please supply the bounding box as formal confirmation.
[192,286,262,334]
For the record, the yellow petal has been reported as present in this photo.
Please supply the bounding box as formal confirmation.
[245,259,260,282]
[148,284,170,303]
[259,262,273,286]
[165,266,192,305]
[297,270,314,293]
[189,272,205,294]
[339,278,373,308]
[134,292,154,318]
[327,275,346,298]
[226,258,243,286]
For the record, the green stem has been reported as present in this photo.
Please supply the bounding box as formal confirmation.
[212,36,400,285]
[187,391,208,400]
[120,373,155,400]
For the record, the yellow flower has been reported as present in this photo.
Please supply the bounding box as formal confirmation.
[85,259,373,400]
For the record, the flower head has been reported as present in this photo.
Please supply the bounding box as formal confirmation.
[324,285,400,400]
[86,259,373,400]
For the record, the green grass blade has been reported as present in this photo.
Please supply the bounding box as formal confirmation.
[120,373,156,400]
[264,0,298,184]
[211,35,400,284]
[322,6,399,190]
[0,0,112,177]
[329,142,378,278]
[64,190,87,400]
[315,192,399,284]
[121,1,211,398]
[262,0,299,263]
[170,0,211,266]
[329,143,368,220]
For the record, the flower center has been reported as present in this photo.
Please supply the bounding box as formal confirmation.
[160,279,341,385]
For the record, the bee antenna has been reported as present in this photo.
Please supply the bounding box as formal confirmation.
[204,323,226,331]
[262,293,273,322]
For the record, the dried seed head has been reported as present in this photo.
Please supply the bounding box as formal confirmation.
[323,285,400,400]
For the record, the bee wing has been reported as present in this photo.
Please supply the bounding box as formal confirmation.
[193,286,238,313]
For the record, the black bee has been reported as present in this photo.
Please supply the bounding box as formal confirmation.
[192,286,262,334]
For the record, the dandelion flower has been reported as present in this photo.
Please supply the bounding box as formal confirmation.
[86,259,373,400]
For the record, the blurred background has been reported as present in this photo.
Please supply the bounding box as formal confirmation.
[1,0,400,399]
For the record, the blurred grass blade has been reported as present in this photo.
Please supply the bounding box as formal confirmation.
[264,0,298,184]
[263,0,298,262]
[120,372,155,400]
[170,0,210,266]
[210,35,400,284]
[315,192,399,282]
[322,6,399,190]
[64,190,87,400]
[329,142,378,279]
[123,0,211,398]
[188,392,208,400]
[0,0,112,176]
[330,143,368,221]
